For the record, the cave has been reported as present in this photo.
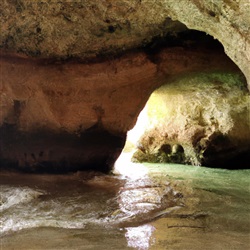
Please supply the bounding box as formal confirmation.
[1,1,250,249]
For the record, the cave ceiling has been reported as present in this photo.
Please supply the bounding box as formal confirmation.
[1,0,249,87]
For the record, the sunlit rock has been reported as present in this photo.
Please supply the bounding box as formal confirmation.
[131,72,250,168]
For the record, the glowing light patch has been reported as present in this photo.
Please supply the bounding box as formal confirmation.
[126,106,148,145]
[125,224,156,250]
[113,106,149,179]
[113,152,148,179]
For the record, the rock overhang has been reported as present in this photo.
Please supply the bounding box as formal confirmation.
[1,0,249,89]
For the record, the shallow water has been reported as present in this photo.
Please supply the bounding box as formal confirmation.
[1,162,250,250]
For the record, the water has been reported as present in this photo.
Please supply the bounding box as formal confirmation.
[1,161,250,250]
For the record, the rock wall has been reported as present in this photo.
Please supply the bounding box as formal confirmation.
[130,72,250,168]
[0,45,240,172]
[0,52,157,172]
[160,0,250,89]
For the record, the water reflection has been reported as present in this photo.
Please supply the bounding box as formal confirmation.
[114,151,148,179]
[1,166,250,250]
[125,224,156,250]
[0,171,180,237]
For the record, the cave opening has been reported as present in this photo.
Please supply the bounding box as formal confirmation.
[143,29,224,55]
[0,28,249,174]
[114,29,250,176]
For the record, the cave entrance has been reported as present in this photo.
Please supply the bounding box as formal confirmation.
[114,30,250,176]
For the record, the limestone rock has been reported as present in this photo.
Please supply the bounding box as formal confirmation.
[131,72,250,168]
[0,46,239,172]
[0,0,186,59]
[0,52,157,172]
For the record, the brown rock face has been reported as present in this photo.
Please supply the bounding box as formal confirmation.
[0,53,158,133]
[0,52,158,172]
[0,45,240,172]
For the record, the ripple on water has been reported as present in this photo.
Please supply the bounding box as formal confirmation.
[0,173,182,237]
[0,184,107,235]
[0,186,45,212]
[1,166,250,250]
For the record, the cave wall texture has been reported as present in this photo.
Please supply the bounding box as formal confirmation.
[130,72,250,169]
[0,0,249,172]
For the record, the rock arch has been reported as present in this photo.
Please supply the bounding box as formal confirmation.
[160,0,250,89]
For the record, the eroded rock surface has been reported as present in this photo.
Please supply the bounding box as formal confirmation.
[1,0,249,87]
[0,0,187,59]
[0,52,158,172]
[0,46,239,172]
[131,72,250,168]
